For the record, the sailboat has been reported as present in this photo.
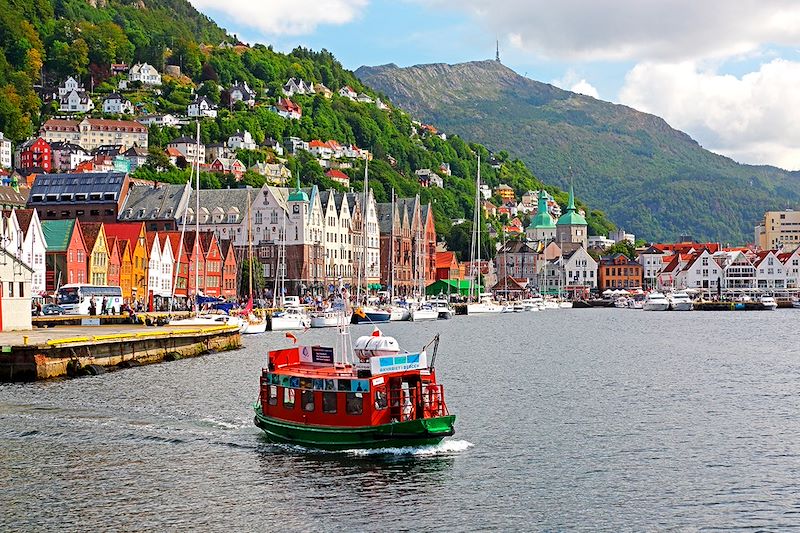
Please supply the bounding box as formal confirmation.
[352,159,390,324]
[467,155,502,315]
[242,189,267,334]
[169,122,245,331]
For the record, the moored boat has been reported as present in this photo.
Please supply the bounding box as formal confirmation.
[253,327,455,450]
[643,291,670,311]
[760,296,778,310]
[351,306,391,324]
[411,302,438,321]
[271,306,311,330]
[668,291,693,311]
[429,299,455,319]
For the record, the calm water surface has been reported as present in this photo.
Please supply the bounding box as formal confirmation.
[2,309,800,531]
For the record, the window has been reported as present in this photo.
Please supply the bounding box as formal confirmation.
[346,392,363,415]
[323,392,337,413]
[374,390,388,410]
[302,390,315,412]
[283,387,295,409]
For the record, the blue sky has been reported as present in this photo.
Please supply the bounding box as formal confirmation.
[189,0,800,170]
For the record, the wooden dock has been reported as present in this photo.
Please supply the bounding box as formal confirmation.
[0,323,241,381]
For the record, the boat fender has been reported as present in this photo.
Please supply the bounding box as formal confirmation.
[66,359,82,378]
[84,364,106,376]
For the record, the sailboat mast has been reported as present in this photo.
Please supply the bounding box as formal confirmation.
[169,181,190,314]
[390,188,395,300]
[194,120,200,313]
[247,189,253,297]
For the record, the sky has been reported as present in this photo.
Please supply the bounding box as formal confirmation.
[188,0,800,171]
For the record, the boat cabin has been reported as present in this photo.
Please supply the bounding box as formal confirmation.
[259,334,448,428]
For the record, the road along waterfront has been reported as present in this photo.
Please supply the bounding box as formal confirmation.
[1,309,799,530]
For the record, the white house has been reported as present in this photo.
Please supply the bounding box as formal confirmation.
[59,89,94,113]
[129,63,162,85]
[338,86,357,100]
[714,251,756,290]
[188,95,218,118]
[227,130,256,151]
[637,246,664,289]
[16,209,47,298]
[58,76,82,97]
[147,233,164,299]
[160,234,175,298]
[283,78,314,96]
[0,246,32,330]
[0,132,11,169]
[137,114,183,127]
[319,190,353,280]
[356,93,374,104]
[780,247,800,288]
[753,250,785,289]
[676,249,722,291]
[562,246,598,289]
[229,81,255,107]
[375,98,389,110]
[102,93,133,114]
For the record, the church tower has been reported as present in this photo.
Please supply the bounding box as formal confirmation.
[555,185,588,248]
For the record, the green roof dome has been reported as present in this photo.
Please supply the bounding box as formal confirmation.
[288,177,308,202]
[527,190,556,230]
[556,185,587,226]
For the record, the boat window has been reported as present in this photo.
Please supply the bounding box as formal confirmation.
[283,388,295,409]
[346,393,363,415]
[301,390,314,412]
[374,389,388,410]
[322,392,337,413]
[268,385,278,405]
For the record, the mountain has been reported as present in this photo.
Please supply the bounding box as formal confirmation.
[356,60,800,243]
[0,0,618,259]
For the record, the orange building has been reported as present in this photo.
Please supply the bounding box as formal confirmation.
[104,223,148,303]
[435,251,465,281]
[107,236,121,288]
[598,253,643,290]
[117,240,133,300]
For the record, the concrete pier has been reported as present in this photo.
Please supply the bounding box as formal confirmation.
[0,324,241,381]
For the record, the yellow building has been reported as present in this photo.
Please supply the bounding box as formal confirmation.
[755,210,800,250]
[81,222,109,286]
[105,223,148,303]
[494,184,516,202]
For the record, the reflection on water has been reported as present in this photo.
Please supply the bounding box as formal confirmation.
[2,309,800,530]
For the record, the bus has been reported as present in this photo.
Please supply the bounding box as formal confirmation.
[56,284,124,315]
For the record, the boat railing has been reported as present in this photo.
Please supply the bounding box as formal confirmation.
[388,384,448,422]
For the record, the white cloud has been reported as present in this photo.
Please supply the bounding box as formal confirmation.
[553,70,600,98]
[423,0,800,62]
[188,0,368,36]
[618,59,800,169]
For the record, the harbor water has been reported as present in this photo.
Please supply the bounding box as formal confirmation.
[2,309,800,531]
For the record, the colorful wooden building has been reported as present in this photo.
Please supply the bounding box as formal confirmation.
[80,222,110,286]
[42,219,88,290]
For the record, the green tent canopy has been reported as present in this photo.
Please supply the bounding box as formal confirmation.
[425,279,481,297]
[367,283,383,290]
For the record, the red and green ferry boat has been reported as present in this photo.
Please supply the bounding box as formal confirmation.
[254,328,455,450]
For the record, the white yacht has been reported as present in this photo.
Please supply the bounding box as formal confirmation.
[429,298,455,319]
[170,312,246,331]
[558,301,573,309]
[467,294,504,315]
[643,291,670,311]
[242,314,268,334]
[668,292,693,311]
[411,302,439,321]
[760,296,778,310]
[271,306,311,330]
[387,304,411,321]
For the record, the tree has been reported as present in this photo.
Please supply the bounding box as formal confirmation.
[604,241,636,259]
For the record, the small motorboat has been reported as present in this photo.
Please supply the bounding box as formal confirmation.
[760,296,778,310]
[411,303,439,322]
[271,306,311,331]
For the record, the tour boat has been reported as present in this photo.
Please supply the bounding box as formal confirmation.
[253,327,456,450]
[271,306,311,331]
[760,296,778,310]
[668,291,693,311]
[643,291,670,311]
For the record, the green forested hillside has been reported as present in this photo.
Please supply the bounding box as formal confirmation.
[357,60,800,244]
[0,0,616,258]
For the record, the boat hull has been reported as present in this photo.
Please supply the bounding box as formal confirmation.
[310,313,353,328]
[253,408,456,450]
[351,311,391,324]
[411,309,439,321]
[243,320,268,334]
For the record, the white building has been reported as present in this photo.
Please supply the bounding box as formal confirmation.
[40,118,148,151]
[59,89,94,113]
[588,235,615,249]
[129,63,162,85]
[338,86,357,100]
[0,247,32,330]
[58,76,82,97]
[167,136,205,165]
[137,114,183,128]
[780,248,800,288]
[320,190,353,280]
[676,249,722,291]
[102,93,133,115]
[562,246,598,288]
[159,234,175,298]
[229,81,255,107]
[227,130,256,151]
[610,228,635,244]
[188,95,218,118]
[714,251,756,290]
[637,246,664,289]
[753,250,785,289]
[0,132,11,169]
[282,78,314,97]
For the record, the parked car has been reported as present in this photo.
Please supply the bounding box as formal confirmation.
[34,304,66,316]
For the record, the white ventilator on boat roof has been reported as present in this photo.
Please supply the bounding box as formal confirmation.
[353,331,400,361]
